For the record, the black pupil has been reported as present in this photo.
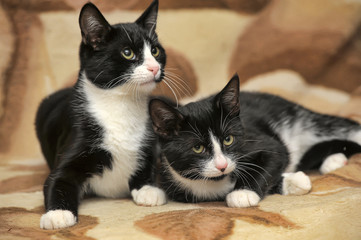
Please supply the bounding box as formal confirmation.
[152,47,157,54]
[124,49,131,56]
[225,136,230,141]
[194,145,200,150]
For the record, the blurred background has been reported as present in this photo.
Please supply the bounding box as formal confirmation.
[1,0,361,161]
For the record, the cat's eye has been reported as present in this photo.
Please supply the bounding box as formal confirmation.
[121,47,135,60]
[223,135,234,146]
[151,47,160,57]
[192,145,205,154]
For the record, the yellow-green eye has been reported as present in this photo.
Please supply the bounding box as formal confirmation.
[121,47,135,60]
[223,135,234,146]
[151,47,160,57]
[192,145,205,154]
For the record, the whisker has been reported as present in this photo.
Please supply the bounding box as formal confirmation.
[238,164,269,184]
[163,76,192,99]
[121,25,133,44]
[162,79,179,107]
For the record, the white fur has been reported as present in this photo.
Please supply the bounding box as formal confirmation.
[40,210,77,229]
[81,41,160,198]
[226,189,260,208]
[203,133,236,178]
[131,185,167,206]
[167,160,236,201]
[278,121,329,173]
[278,120,361,173]
[320,153,348,174]
[282,171,312,195]
[349,130,361,145]
[132,43,161,92]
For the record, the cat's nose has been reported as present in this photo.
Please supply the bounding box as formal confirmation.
[147,65,159,76]
[216,162,228,172]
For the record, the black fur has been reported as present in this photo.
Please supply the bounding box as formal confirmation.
[298,140,361,171]
[35,0,165,227]
[149,74,361,204]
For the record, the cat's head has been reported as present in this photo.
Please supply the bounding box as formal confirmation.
[150,74,242,181]
[78,0,166,93]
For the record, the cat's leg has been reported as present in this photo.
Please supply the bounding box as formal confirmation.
[226,139,290,208]
[40,171,80,229]
[131,185,167,206]
[320,153,348,174]
[226,189,261,208]
[281,171,312,196]
[129,152,167,206]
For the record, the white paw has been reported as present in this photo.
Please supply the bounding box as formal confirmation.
[40,210,77,229]
[320,153,348,174]
[226,189,260,208]
[282,171,312,195]
[131,185,167,206]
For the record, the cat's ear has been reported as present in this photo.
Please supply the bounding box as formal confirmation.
[216,73,240,116]
[135,0,158,35]
[79,3,112,50]
[149,99,184,138]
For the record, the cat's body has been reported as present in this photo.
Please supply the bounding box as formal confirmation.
[35,0,166,229]
[149,75,361,206]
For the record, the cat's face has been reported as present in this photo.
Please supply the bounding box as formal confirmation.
[150,75,242,181]
[78,0,166,93]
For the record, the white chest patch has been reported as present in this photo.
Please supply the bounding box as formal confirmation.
[81,76,149,198]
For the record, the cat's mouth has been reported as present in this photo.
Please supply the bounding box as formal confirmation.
[206,174,228,181]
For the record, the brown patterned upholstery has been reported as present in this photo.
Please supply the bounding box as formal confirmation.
[0,0,360,239]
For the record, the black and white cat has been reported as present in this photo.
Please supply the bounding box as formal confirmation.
[35,0,167,229]
[149,74,361,207]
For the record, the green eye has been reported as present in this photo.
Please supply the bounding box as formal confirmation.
[223,135,234,146]
[121,47,135,60]
[151,47,160,57]
[192,145,205,154]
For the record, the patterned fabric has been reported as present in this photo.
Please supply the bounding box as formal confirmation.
[0,0,361,239]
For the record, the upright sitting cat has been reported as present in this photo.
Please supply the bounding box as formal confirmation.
[35,0,166,229]
[149,74,361,207]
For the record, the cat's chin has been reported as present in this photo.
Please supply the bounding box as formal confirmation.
[138,80,157,92]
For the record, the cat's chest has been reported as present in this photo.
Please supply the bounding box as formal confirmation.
[83,80,149,197]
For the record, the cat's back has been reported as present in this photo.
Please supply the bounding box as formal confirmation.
[237,91,304,138]
[239,91,296,112]
[239,91,300,122]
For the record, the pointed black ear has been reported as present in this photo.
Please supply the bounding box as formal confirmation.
[216,74,240,116]
[79,3,111,50]
[135,0,159,35]
[149,99,184,138]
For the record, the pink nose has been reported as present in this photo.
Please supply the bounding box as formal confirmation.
[147,65,159,76]
[216,162,228,172]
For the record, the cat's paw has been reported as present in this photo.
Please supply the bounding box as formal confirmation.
[320,153,348,174]
[131,185,167,206]
[226,189,260,208]
[40,210,77,229]
[282,171,312,195]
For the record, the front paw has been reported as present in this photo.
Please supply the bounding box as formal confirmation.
[226,189,260,208]
[282,171,312,195]
[131,185,167,206]
[40,210,77,229]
